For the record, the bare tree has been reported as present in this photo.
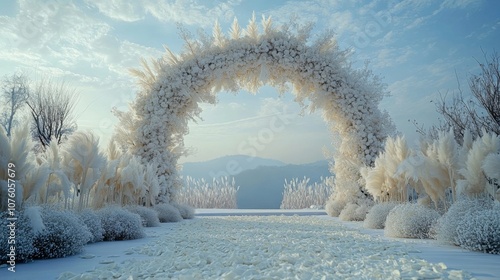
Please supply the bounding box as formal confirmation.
[26,78,78,150]
[0,73,30,136]
[415,50,500,141]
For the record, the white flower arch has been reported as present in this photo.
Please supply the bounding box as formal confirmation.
[116,15,394,214]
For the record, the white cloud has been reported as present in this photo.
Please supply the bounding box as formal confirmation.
[0,0,166,90]
[85,0,242,27]
[387,0,480,30]
[227,102,244,110]
[440,0,480,10]
[372,46,415,69]
[83,0,145,22]
[265,0,342,30]
[327,11,357,37]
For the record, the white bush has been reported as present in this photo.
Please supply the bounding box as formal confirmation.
[385,203,440,239]
[0,210,39,263]
[78,209,104,243]
[455,206,500,254]
[33,206,92,259]
[325,197,346,217]
[435,196,493,244]
[125,205,160,227]
[363,202,399,229]
[339,203,371,221]
[154,203,183,223]
[98,206,145,241]
[172,203,195,219]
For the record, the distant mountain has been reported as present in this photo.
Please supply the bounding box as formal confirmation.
[235,161,332,209]
[180,155,286,180]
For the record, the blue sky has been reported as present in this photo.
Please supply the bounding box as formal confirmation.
[0,0,499,164]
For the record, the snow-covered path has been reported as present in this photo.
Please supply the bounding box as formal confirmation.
[3,211,499,280]
[59,215,471,280]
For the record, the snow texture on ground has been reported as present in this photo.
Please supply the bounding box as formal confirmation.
[2,210,499,279]
[62,216,468,279]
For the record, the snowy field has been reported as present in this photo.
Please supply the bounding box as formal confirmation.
[2,209,500,280]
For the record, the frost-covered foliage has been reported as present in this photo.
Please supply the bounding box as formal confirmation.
[0,209,39,263]
[117,155,145,205]
[117,15,393,212]
[457,131,500,199]
[367,129,500,214]
[394,130,459,209]
[91,140,161,209]
[435,196,494,245]
[37,141,71,207]
[78,208,104,243]
[0,125,50,210]
[33,206,92,259]
[1,128,164,212]
[175,176,239,208]
[456,205,500,254]
[98,206,145,241]
[63,131,106,211]
[280,176,333,209]
[483,153,500,201]
[154,203,183,223]
[363,202,399,229]
[172,202,195,219]
[125,205,160,227]
[339,202,372,221]
[361,136,411,203]
[385,203,440,239]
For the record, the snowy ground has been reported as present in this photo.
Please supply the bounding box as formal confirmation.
[1,209,499,280]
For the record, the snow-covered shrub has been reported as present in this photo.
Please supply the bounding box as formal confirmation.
[435,196,494,244]
[455,206,500,254]
[125,205,160,227]
[0,209,40,263]
[33,206,92,259]
[325,192,346,217]
[339,203,371,221]
[172,202,195,219]
[363,202,399,229]
[385,203,440,239]
[78,208,104,243]
[98,206,145,241]
[154,203,183,223]
[280,176,333,209]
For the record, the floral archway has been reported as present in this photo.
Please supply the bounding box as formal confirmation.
[115,15,394,215]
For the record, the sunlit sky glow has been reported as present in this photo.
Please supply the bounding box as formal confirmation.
[1,0,499,164]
